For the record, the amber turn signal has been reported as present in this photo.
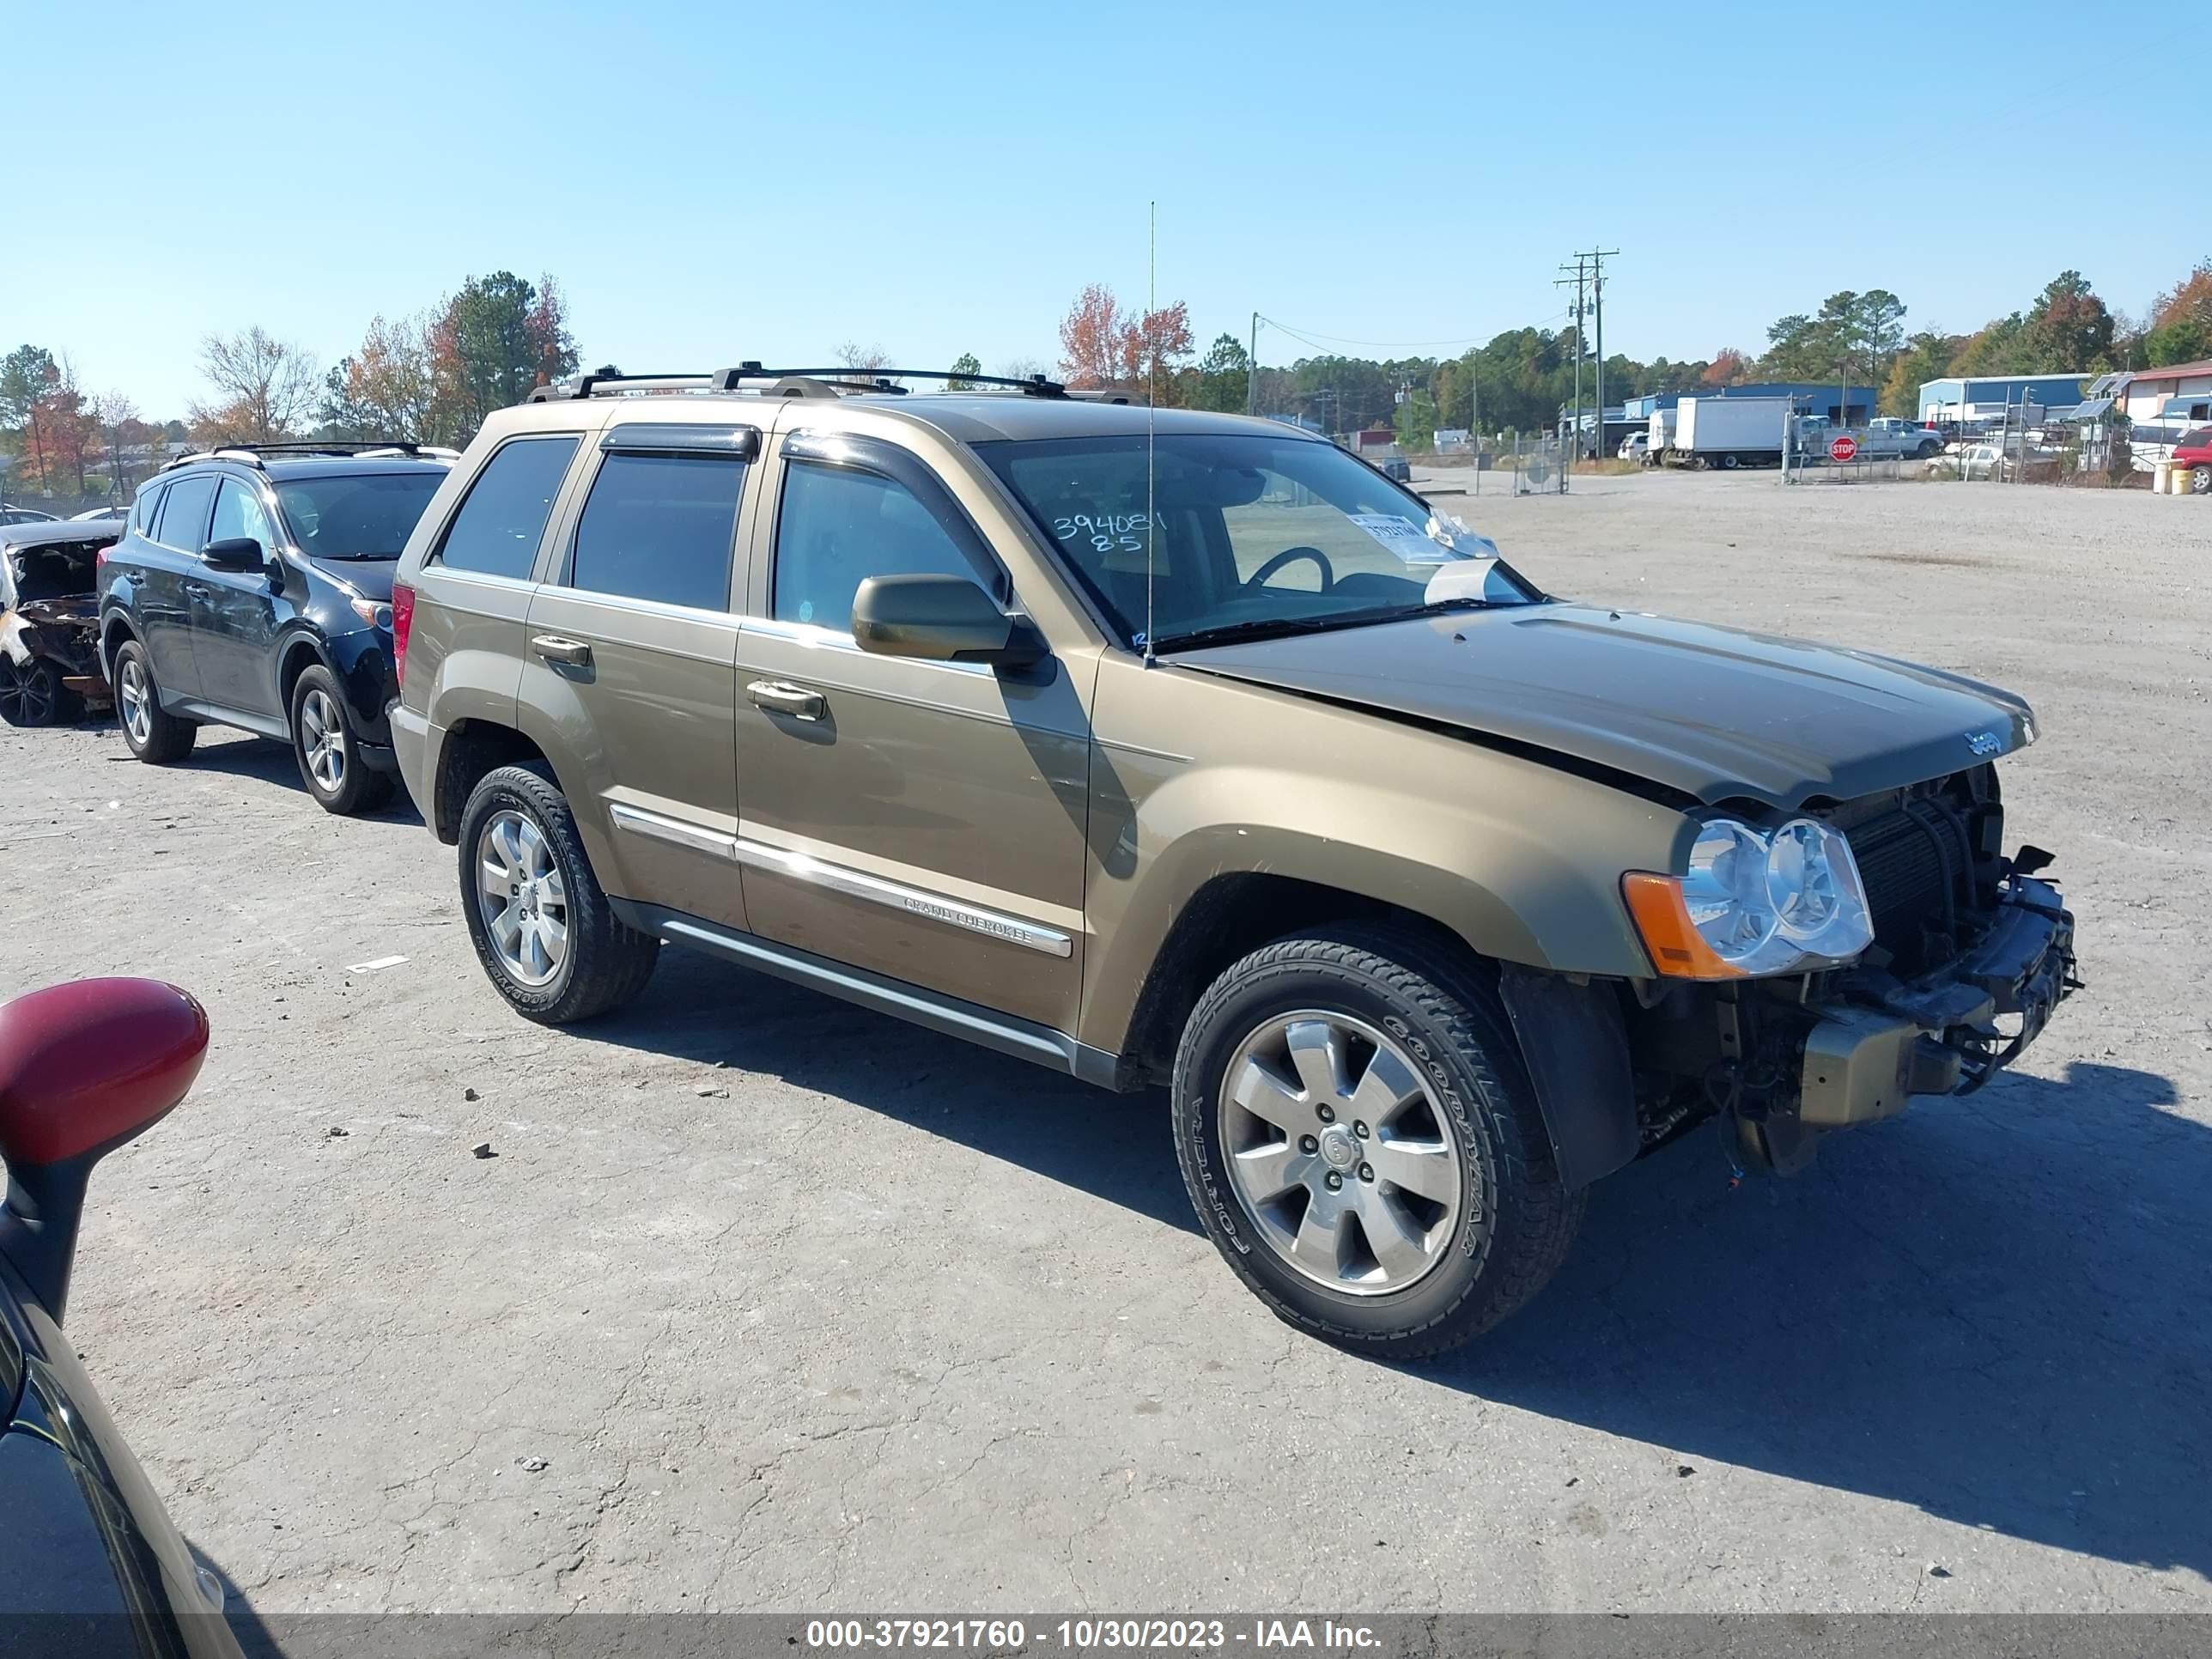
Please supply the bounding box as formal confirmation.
[1621,872,1747,980]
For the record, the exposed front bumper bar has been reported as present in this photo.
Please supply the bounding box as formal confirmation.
[1796,874,2077,1128]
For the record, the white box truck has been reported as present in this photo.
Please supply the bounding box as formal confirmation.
[1668,396,1791,469]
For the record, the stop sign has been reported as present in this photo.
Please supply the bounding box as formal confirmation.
[1829,434,1859,462]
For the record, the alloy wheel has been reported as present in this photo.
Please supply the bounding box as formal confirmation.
[118,656,152,744]
[1218,1010,1464,1296]
[298,688,347,793]
[476,809,569,987]
[0,659,43,724]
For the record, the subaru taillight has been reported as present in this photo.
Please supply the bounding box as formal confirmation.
[391,581,416,689]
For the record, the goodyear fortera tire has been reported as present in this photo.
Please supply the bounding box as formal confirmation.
[458,762,659,1024]
[1171,928,1583,1359]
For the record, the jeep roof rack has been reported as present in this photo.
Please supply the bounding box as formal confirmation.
[526,363,1069,403]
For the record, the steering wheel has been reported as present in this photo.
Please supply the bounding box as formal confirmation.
[1245,545,1334,591]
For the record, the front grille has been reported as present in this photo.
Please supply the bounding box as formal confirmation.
[1845,801,1975,973]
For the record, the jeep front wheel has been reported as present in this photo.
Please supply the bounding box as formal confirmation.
[1171,929,1583,1358]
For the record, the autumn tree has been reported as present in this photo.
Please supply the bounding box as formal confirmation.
[1881,331,1963,416]
[1,344,60,484]
[1120,301,1194,402]
[191,326,319,442]
[1056,284,1124,389]
[2143,258,2211,367]
[1055,285,1194,401]
[2017,271,2116,372]
[323,313,443,443]
[3,355,100,496]
[1700,348,1751,386]
[431,271,578,440]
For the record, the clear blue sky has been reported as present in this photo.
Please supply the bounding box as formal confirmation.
[3,0,2190,416]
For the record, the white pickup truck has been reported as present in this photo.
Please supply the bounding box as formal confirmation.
[1794,416,1943,460]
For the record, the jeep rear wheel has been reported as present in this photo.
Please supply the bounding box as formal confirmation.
[458,762,659,1024]
[1171,928,1583,1358]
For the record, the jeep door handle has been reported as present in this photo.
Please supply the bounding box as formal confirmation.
[747,679,826,720]
[530,635,593,669]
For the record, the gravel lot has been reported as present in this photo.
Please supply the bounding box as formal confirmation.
[5,470,2209,1622]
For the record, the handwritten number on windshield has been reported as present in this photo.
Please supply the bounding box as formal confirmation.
[1054,512,1152,554]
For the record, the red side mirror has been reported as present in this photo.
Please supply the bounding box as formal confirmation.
[0,979,208,1168]
[0,979,207,1322]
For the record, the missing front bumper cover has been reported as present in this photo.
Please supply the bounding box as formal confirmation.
[1800,874,2076,1125]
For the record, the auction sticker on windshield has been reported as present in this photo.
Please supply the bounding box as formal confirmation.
[1348,514,1452,562]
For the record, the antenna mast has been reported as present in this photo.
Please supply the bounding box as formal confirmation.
[1145,200,1157,666]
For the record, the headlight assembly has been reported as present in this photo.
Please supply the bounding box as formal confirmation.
[1624,815,1874,980]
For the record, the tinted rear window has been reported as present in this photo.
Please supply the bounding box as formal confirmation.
[568,451,746,611]
[435,437,578,580]
[154,475,216,550]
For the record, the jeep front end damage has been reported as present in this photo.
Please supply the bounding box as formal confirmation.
[1620,770,2081,1174]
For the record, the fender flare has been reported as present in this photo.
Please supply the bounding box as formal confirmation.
[1496,962,1641,1191]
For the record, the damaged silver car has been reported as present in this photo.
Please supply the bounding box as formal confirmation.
[0,519,120,726]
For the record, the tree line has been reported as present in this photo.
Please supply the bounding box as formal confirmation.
[0,269,580,502]
[1050,259,2212,451]
[8,255,2209,502]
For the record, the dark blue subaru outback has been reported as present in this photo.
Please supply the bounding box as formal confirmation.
[97,444,452,815]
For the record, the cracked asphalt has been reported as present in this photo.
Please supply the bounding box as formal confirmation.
[3,469,2207,1620]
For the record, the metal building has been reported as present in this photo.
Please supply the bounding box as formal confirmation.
[1917,375,2087,422]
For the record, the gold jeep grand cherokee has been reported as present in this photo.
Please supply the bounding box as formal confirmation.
[387,365,2078,1357]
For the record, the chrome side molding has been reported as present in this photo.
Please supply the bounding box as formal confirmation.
[609,803,1074,959]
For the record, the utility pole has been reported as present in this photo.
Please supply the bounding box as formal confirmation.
[1247,311,1259,418]
[1556,257,1588,458]
[1577,247,1620,459]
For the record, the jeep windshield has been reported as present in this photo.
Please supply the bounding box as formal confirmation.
[275,471,445,560]
[977,433,1539,651]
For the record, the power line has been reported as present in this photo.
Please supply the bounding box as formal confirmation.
[1256,315,1493,352]
[1577,247,1620,459]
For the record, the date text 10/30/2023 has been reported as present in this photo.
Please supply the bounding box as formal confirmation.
[802,1618,1383,1650]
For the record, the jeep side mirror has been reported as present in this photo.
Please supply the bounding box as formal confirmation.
[851,573,1043,669]
[0,979,208,1322]
[202,537,264,574]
